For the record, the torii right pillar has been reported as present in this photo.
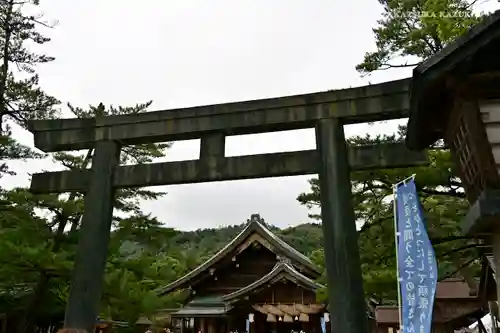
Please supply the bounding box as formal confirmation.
[316,117,368,333]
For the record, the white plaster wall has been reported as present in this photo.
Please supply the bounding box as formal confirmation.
[480,101,500,174]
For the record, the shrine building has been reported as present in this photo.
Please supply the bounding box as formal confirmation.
[157,214,328,333]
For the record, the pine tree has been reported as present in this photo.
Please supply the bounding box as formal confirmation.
[356,0,482,73]
[0,0,59,177]
[13,101,170,333]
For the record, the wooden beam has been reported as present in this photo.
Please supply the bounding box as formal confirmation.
[28,78,410,152]
[30,143,427,194]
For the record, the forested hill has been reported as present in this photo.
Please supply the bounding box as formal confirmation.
[115,220,325,281]
[171,222,324,260]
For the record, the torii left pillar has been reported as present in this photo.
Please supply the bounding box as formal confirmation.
[64,141,121,332]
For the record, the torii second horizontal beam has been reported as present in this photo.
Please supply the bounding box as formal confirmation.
[30,143,427,193]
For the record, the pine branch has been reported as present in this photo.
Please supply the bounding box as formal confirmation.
[378,62,420,69]
[421,187,466,198]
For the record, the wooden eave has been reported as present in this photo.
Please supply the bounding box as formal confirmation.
[407,9,500,150]
[157,221,321,296]
[479,254,496,304]
[221,262,325,302]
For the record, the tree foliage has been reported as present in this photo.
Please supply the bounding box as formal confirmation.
[1,183,328,331]
[297,128,480,303]
[356,0,482,73]
[1,101,175,333]
[0,0,59,177]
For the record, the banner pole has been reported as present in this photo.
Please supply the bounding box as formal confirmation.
[393,184,403,332]
[393,173,416,187]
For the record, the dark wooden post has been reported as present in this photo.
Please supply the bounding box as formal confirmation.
[64,140,121,332]
[316,118,368,333]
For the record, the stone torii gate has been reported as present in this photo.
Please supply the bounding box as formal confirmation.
[28,78,426,333]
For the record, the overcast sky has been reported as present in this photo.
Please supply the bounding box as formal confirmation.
[1,0,498,230]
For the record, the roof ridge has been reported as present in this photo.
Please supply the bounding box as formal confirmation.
[156,214,321,296]
[249,214,316,266]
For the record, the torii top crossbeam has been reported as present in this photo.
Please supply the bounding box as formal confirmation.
[27,78,410,152]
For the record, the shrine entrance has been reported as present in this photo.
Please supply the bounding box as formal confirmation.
[28,78,427,332]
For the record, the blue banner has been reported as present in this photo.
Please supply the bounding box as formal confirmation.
[320,317,326,333]
[395,178,437,333]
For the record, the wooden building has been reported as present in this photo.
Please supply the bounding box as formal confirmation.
[375,279,487,333]
[158,214,328,333]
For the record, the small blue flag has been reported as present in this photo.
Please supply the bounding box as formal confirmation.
[395,178,438,333]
